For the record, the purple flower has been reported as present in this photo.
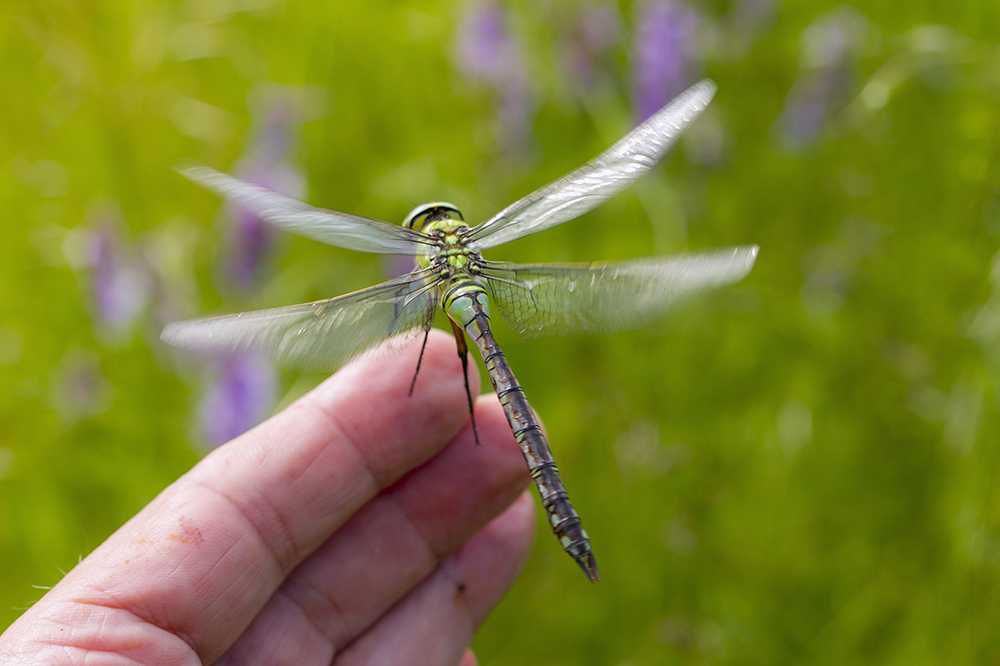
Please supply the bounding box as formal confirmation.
[222,92,306,293]
[777,69,853,146]
[775,8,868,148]
[89,214,152,338]
[194,90,307,446]
[225,200,274,291]
[455,1,513,83]
[579,5,623,52]
[455,1,534,152]
[223,162,304,292]
[632,0,702,122]
[51,349,114,424]
[199,351,276,446]
[559,4,622,91]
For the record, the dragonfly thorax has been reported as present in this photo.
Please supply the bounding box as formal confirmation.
[425,234,484,280]
[403,202,483,278]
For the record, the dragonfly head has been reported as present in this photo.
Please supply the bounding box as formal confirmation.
[403,202,463,232]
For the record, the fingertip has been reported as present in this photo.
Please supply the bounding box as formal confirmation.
[311,328,467,398]
[450,491,536,619]
[409,327,481,399]
[492,491,538,557]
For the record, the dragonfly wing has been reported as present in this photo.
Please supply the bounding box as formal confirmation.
[483,246,758,338]
[177,163,432,255]
[161,273,438,371]
[467,80,717,251]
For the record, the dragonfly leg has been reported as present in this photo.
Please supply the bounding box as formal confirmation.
[408,328,432,397]
[448,318,481,445]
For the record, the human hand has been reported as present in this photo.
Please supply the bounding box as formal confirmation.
[0,330,536,665]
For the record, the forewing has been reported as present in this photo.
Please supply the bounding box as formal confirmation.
[161,273,438,371]
[177,164,432,255]
[468,80,717,250]
[484,246,758,338]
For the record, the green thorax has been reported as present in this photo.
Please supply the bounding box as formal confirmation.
[402,202,477,274]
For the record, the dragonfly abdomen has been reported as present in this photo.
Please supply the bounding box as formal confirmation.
[444,282,600,582]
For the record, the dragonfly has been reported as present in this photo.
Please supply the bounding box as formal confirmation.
[162,80,758,582]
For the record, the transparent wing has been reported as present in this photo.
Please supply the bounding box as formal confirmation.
[467,80,717,251]
[177,163,433,255]
[483,246,758,338]
[161,271,439,371]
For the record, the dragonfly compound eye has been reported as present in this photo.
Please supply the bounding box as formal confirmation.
[402,202,463,231]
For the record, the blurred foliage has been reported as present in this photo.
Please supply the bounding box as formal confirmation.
[3,0,1000,664]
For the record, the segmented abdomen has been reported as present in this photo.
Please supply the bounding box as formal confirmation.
[443,281,599,581]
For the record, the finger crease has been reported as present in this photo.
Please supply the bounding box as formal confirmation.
[300,393,385,492]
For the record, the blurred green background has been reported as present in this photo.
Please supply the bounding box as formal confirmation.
[3,0,1000,663]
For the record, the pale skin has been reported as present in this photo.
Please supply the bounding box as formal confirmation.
[0,330,536,665]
